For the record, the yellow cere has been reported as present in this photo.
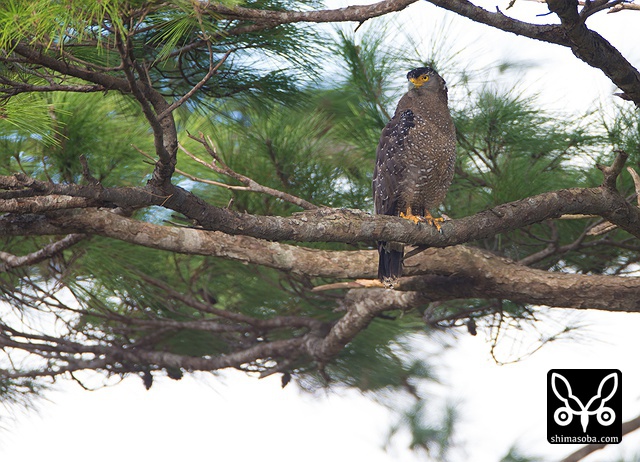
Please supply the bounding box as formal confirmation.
[409,75,429,87]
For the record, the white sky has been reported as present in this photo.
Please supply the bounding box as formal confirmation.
[2,310,640,462]
[2,1,640,461]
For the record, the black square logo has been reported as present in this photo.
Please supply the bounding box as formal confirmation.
[547,369,622,444]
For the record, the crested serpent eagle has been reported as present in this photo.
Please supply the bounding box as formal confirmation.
[373,67,456,287]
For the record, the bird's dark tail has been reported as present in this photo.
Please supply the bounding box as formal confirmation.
[377,241,404,286]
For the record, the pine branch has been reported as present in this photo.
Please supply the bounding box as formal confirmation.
[113,30,177,186]
[156,50,231,120]
[202,0,418,24]
[2,207,640,312]
[11,42,132,93]
[0,195,98,213]
[4,168,640,253]
[424,0,640,105]
[306,288,424,362]
[0,233,87,272]
[0,81,106,96]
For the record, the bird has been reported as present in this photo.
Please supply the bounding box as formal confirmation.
[373,67,456,287]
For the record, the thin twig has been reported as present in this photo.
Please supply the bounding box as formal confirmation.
[175,167,251,191]
[79,155,100,185]
[156,49,231,120]
[179,135,318,210]
[312,279,384,291]
[134,144,249,191]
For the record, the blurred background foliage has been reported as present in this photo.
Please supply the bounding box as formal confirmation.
[1,1,640,457]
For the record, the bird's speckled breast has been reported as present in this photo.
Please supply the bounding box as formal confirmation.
[395,108,456,213]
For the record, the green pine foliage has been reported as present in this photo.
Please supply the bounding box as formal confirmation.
[0,92,148,183]
[0,0,123,49]
[452,89,593,210]
[2,1,639,455]
[179,98,360,214]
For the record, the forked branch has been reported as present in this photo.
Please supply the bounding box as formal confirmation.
[0,233,87,272]
[180,133,318,210]
[156,49,231,120]
[597,150,628,189]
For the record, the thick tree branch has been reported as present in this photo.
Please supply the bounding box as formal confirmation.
[546,0,640,105]
[113,31,178,187]
[1,174,159,208]
[424,0,640,106]
[427,0,566,43]
[166,184,640,244]
[397,247,640,311]
[306,288,424,362]
[1,208,639,312]
[202,0,418,24]
[0,81,106,96]
[0,195,98,213]
[11,43,132,93]
[5,171,640,248]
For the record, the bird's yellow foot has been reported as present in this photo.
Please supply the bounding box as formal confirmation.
[423,211,444,233]
[400,209,444,233]
[399,210,422,225]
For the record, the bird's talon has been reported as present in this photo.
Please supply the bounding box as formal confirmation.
[423,215,444,232]
[400,211,422,225]
[400,210,445,231]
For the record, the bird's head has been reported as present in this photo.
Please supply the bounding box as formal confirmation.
[407,67,442,89]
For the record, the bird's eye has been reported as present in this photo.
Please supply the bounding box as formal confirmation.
[422,75,429,81]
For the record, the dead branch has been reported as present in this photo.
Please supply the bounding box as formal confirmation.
[180,134,319,210]
[0,233,87,272]
[156,50,231,120]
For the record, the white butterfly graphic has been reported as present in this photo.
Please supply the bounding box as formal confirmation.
[551,372,618,432]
